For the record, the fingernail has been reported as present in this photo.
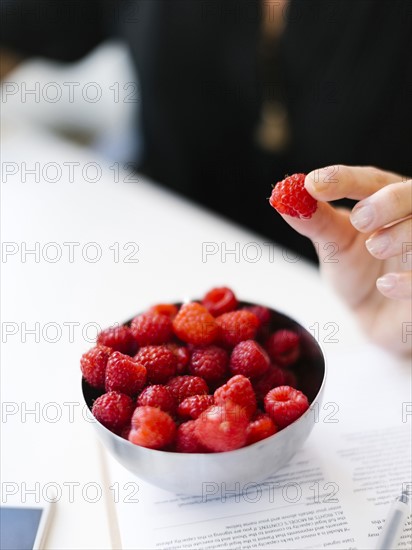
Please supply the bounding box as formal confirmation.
[350,204,374,230]
[307,167,331,191]
[376,274,397,292]
[365,234,390,256]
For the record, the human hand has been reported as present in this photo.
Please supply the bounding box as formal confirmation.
[277,165,411,355]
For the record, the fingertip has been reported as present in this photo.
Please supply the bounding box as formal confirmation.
[304,170,321,196]
[305,166,338,198]
[376,273,412,300]
[276,201,349,244]
[365,233,390,259]
[376,274,397,295]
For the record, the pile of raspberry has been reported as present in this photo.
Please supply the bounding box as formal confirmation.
[81,287,309,453]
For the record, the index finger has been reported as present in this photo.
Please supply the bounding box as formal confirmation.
[305,165,404,201]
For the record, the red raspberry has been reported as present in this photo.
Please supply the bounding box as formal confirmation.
[201,287,238,317]
[148,303,179,318]
[97,325,137,356]
[189,345,229,384]
[131,312,173,346]
[269,173,317,219]
[242,305,271,327]
[129,406,176,450]
[229,340,270,378]
[242,305,272,339]
[264,386,309,429]
[92,391,134,432]
[246,413,278,445]
[105,351,147,396]
[137,385,177,415]
[134,345,177,384]
[216,310,259,348]
[283,369,298,388]
[80,345,112,390]
[175,420,210,453]
[172,302,218,346]
[167,375,209,403]
[265,330,300,367]
[167,344,191,374]
[177,395,215,420]
[214,375,257,419]
[120,424,131,440]
[195,402,248,452]
[253,365,286,402]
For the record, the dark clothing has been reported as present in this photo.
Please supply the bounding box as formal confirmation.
[3,0,412,262]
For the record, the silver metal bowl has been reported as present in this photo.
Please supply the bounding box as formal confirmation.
[82,303,326,495]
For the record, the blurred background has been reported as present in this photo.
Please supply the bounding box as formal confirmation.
[1,0,412,261]
[1,40,139,164]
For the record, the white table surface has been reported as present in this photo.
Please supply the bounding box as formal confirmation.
[1,118,404,549]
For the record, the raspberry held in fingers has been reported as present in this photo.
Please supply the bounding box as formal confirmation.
[269,173,317,219]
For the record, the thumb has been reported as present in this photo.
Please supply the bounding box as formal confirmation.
[275,200,356,263]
